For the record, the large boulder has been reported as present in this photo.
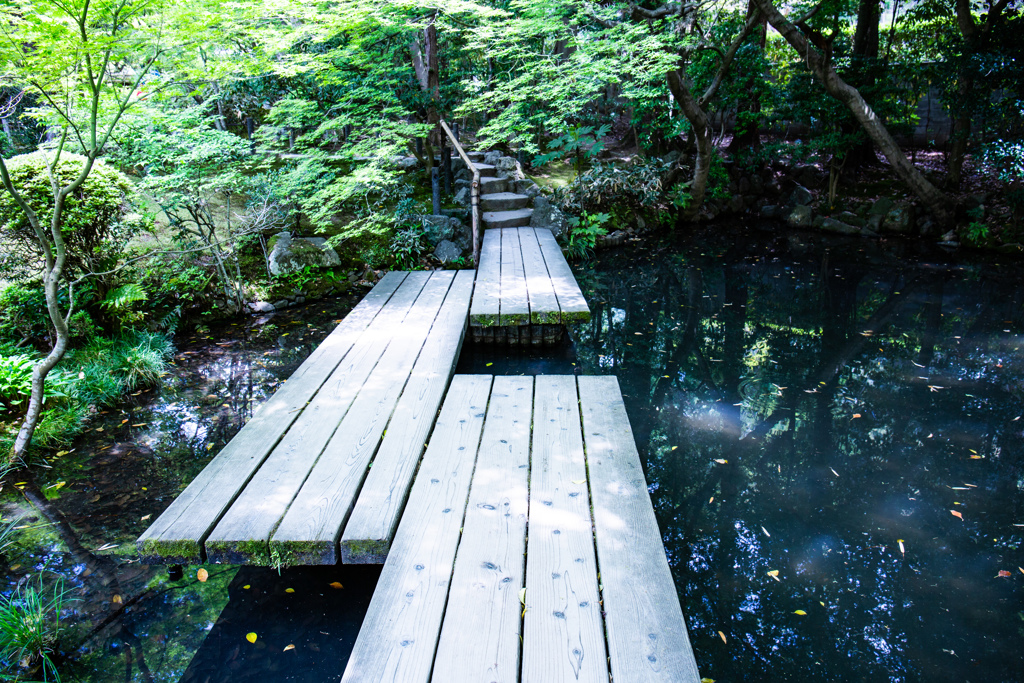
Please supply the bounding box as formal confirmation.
[433,239,463,264]
[785,204,813,228]
[453,187,471,207]
[268,232,341,276]
[786,184,814,208]
[420,215,464,246]
[515,178,541,198]
[819,217,860,235]
[868,196,895,218]
[529,196,568,238]
[483,150,501,166]
[881,203,914,234]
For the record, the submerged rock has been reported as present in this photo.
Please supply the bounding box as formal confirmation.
[785,204,813,228]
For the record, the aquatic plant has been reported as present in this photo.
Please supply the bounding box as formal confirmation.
[111,331,172,391]
[0,577,72,682]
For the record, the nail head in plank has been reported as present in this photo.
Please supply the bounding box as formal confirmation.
[202,271,437,565]
[535,229,590,323]
[340,375,493,683]
[340,270,475,563]
[577,375,701,683]
[470,228,502,327]
[267,272,458,565]
[499,227,530,326]
[136,271,410,564]
[432,376,533,683]
[518,228,562,325]
[522,375,608,683]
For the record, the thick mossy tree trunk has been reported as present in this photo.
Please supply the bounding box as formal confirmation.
[751,0,952,225]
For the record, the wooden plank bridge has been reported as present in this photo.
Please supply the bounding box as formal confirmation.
[138,222,699,681]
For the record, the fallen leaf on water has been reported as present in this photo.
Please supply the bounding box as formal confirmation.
[285,588,295,593]
[767,570,780,581]
[671,446,677,451]
[793,610,807,616]
[701,679,716,683]
[997,570,1011,578]
[718,631,727,644]
[572,479,586,485]
[112,595,122,604]
[283,644,295,652]
[761,526,771,537]
[898,539,905,556]
[197,568,209,582]
[830,467,839,477]
[140,514,151,521]
[95,427,104,432]
[329,581,344,589]
[243,585,250,589]
[951,510,963,520]
[246,633,257,644]
[708,496,714,504]
[120,419,128,425]
[969,455,983,459]
[132,423,147,428]
[486,362,493,367]
[852,414,861,419]
[714,459,728,464]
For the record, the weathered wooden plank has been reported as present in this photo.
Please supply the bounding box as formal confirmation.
[499,228,530,326]
[577,375,701,683]
[267,272,458,565]
[518,228,562,325]
[522,376,608,683]
[340,375,492,683]
[431,376,532,683]
[202,271,436,565]
[338,270,474,563]
[535,229,590,324]
[136,272,410,563]
[470,229,502,327]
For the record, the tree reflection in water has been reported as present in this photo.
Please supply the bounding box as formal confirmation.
[574,227,1024,683]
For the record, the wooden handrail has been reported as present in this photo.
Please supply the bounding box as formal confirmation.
[438,118,480,267]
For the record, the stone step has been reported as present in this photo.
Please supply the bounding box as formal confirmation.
[480,192,530,212]
[482,208,533,229]
[479,176,510,194]
[466,151,486,162]
[472,163,496,178]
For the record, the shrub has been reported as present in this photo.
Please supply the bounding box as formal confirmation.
[0,151,137,281]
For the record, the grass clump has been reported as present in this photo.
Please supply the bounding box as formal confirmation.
[0,576,74,682]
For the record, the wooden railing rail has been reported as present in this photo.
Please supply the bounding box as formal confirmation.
[438,119,480,267]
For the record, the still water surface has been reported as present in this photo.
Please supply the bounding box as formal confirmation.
[2,225,1022,682]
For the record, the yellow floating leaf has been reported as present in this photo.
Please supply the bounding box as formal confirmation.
[950,510,963,520]
[767,570,780,581]
[486,362,493,367]
[112,594,123,604]
[718,630,727,644]
[197,568,209,582]
[708,496,714,504]
[243,584,250,590]
[830,468,839,477]
[285,588,295,593]
[701,679,716,683]
[969,455,983,459]
[329,581,344,589]
[714,459,728,464]
[671,446,677,451]
[793,610,807,616]
[132,423,147,428]
[819,601,825,607]
[120,419,128,424]
[283,644,295,652]
[996,570,1011,578]
[572,479,586,485]
[246,633,257,644]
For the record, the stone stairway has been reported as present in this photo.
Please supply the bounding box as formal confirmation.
[470,162,534,229]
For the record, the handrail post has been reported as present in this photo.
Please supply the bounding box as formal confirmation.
[438,118,479,268]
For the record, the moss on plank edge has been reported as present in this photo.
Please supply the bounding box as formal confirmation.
[205,539,272,566]
[531,310,562,325]
[470,313,500,327]
[136,538,203,566]
[561,309,591,324]
[340,538,390,565]
[268,540,335,568]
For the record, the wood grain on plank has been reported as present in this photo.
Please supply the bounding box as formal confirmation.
[432,376,532,683]
[202,271,433,564]
[268,272,456,565]
[518,228,561,325]
[535,229,590,323]
[470,229,502,326]
[498,228,530,326]
[522,375,608,683]
[136,272,409,563]
[577,375,701,683]
[339,270,474,563]
[340,375,492,683]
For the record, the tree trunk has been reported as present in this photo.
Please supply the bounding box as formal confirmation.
[666,70,713,221]
[844,0,882,169]
[728,0,766,153]
[751,0,952,224]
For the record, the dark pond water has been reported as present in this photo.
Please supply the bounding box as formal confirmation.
[2,225,1023,682]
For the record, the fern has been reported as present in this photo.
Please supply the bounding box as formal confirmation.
[100,284,148,312]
